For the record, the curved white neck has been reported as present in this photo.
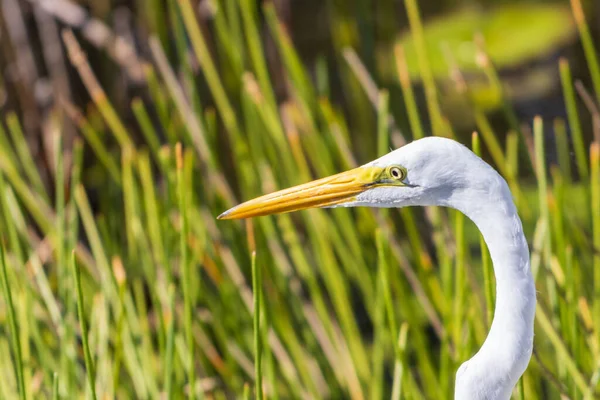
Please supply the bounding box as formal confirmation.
[452,181,536,399]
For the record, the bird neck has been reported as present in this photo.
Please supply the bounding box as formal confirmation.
[453,182,536,398]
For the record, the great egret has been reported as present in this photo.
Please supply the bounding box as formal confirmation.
[218,137,535,399]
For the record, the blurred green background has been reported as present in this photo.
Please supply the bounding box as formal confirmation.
[0,0,599,399]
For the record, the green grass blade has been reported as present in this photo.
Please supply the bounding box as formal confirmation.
[71,251,98,400]
[5,113,48,202]
[240,0,277,112]
[570,0,600,103]
[0,243,26,400]
[591,143,600,347]
[176,144,198,399]
[377,90,390,157]
[403,0,449,137]
[177,0,240,137]
[559,58,588,179]
[395,44,424,140]
[163,285,176,398]
[52,373,59,400]
[554,118,573,183]
[251,250,263,400]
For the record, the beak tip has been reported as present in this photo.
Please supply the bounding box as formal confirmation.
[217,210,231,220]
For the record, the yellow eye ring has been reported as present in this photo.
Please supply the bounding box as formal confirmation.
[389,166,406,181]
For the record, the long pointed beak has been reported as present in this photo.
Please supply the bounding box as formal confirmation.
[217,166,384,220]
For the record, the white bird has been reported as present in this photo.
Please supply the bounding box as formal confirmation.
[219,136,536,399]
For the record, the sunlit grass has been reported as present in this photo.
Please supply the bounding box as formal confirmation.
[0,1,599,399]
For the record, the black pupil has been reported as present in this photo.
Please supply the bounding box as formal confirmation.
[392,169,399,177]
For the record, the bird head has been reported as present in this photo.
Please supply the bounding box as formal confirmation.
[217,137,493,220]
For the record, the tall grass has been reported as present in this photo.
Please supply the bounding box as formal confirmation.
[0,1,599,399]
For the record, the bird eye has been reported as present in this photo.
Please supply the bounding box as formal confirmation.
[389,166,406,181]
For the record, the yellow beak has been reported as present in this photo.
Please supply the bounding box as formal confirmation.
[217,166,385,220]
